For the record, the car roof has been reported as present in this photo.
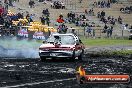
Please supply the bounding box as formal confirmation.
[50,33,79,41]
[51,33,76,36]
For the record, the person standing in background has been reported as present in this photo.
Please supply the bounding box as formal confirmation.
[109,26,113,37]
[8,0,13,6]
[79,0,82,3]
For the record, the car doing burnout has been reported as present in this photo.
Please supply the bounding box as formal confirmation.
[39,33,85,61]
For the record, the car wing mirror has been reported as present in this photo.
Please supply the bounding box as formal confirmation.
[79,39,82,43]
[76,41,80,45]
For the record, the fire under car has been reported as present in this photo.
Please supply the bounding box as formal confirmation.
[39,33,85,61]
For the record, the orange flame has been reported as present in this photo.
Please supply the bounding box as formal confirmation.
[78,66,86,76]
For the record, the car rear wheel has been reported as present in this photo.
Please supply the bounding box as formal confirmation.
[78,50,84,61]
[40,56,46,61]
[70,50,75,62]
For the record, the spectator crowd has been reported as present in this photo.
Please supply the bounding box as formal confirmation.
[50,1,65,9]
[120,6,132,14]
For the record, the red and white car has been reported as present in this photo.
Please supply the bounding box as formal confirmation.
[39,33,85,61]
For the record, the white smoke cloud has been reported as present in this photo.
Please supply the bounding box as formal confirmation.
[0,37,42,58]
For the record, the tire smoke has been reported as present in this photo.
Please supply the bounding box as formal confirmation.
[0,37,42,58]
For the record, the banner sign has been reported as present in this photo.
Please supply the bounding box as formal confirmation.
[18,28,28,37]
[33,31,45,40]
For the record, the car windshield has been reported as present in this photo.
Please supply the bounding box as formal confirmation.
[47,35,75,45]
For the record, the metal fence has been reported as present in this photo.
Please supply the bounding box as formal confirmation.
[0,25,131,40]
[67,27,131,39]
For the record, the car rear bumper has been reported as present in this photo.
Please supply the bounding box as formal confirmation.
[39,50,74,58]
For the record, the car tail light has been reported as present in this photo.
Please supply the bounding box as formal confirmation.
[39,48,49,51]
[39,48,43,50]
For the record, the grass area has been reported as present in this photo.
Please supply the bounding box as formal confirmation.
[110,50,132,56]
[80,37,132,47]
[93,50,132,57]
